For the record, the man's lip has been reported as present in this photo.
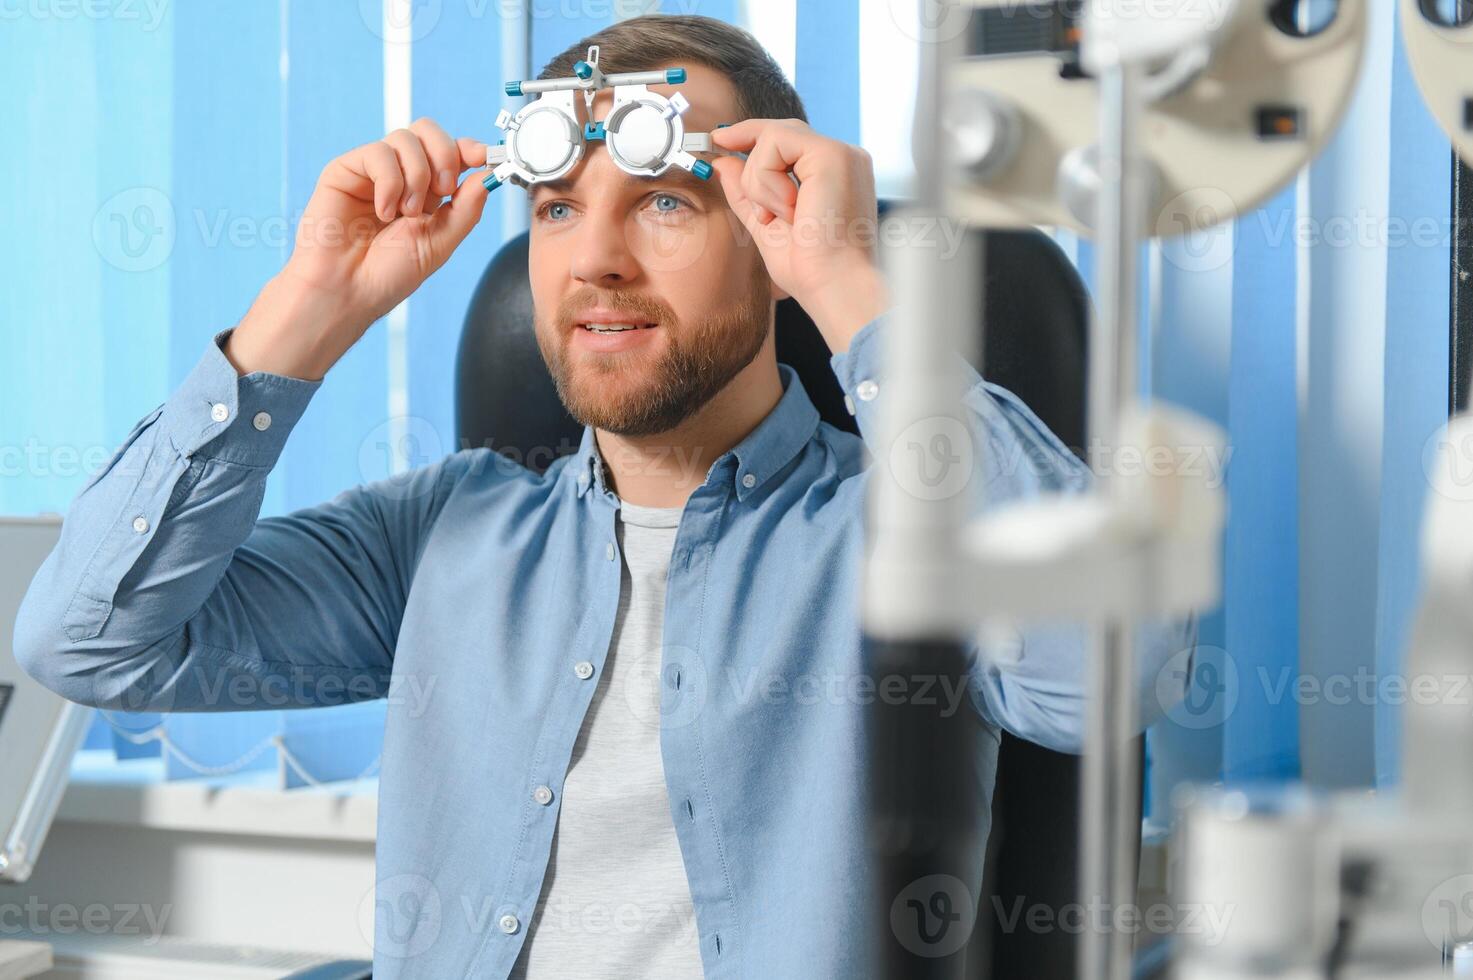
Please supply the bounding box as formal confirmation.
[575,308,659,326]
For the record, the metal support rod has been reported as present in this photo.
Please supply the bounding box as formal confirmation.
[865,3,981,975]
[1078,59,1148,980]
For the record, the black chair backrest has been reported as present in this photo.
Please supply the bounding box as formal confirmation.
[455,212,1125,980]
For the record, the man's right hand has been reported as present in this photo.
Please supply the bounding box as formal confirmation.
[226,118,491,380]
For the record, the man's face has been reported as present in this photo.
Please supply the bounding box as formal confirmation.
[528,64,776,437]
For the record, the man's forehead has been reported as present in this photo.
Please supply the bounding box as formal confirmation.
[585,62,738,128]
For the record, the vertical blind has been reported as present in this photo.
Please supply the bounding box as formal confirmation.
[0,0,1452,800]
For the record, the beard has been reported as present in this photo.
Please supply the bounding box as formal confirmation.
[536,265,772,437]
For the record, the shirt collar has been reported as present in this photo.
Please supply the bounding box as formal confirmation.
[571,362,821,503]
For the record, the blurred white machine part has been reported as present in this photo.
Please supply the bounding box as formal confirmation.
[0,518,86,889]
[869,0,1370,978]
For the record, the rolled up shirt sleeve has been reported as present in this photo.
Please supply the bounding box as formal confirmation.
[13,327,463,713]
[829,312,1197,753]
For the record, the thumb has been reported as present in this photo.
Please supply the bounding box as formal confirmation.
[426,168,491,259]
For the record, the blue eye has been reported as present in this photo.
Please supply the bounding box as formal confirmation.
[652,193,687,215]
[540,202,571,222]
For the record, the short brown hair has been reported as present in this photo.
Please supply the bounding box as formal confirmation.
[537,14,807,124]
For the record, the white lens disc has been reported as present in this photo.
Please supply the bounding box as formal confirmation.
[516,106,578,175]
[608,102,674,171]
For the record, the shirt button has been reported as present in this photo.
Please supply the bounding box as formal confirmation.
[741,473,756,489]
[210,402,230,423]
[532,785,554,806]
[498,913,520,934]
[856,379,879,402]
[132,516,149,534]
[574,660,595,680]
[252,411,272,431]
[606,542,616,561]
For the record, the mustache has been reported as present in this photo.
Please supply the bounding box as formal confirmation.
[556,293,671,328]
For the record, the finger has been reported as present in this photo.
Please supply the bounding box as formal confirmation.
[425,168,491,260]
[714,118,832,187]
[743,153,798,225]
[457,137,489,170]
[384,129,433,217]
[710,152,772,224]
[748,132,801,221]
[708,117,773,153]
[740,155,793,226]
[711,155,769,233]
[409,117,461,199]
[332,141,403,223]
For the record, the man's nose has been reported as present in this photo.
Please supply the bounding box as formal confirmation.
[569,208,640,286]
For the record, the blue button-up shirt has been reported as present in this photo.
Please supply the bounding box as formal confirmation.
[15,313,1189,978]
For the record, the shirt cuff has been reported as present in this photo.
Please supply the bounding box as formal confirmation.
[827,312,889,421]
[158,328,322,468]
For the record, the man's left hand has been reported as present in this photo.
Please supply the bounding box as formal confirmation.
[710,118,890,352]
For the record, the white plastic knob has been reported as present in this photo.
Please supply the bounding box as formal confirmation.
[663,91,689,120]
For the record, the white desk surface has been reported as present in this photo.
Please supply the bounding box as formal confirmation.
[0,939,53,980]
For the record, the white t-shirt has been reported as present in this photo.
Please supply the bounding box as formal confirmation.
[509,499,704,979]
